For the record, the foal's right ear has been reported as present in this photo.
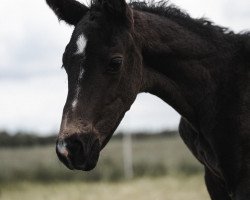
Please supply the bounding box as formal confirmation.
[46,0,89,26]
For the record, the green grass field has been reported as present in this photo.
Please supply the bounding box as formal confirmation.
[0,176,210,200]
[0,135,210,200]
[0,136,203,182]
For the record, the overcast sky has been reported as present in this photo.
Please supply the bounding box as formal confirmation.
[0,0,250,135]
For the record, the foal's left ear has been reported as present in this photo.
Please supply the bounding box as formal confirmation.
[46,0,89,26]
[100,0,133,27]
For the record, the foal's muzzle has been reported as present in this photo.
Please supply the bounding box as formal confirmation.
[56,134,100,171]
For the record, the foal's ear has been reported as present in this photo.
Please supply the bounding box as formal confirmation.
[100,0,133,27]
[46,0,89,26]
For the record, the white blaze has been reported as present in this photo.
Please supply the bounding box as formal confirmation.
[71,34,87,109]
[75,34,87,55]
[72,68,85,109]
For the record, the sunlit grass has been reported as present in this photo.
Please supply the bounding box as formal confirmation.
[0,175,209,200]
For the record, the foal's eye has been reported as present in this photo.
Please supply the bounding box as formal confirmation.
[106,57,123,74]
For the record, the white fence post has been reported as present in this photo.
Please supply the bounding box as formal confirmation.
[123,133,134,179]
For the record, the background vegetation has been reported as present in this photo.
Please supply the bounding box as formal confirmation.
[0,130,209,200]
[0,130,203,182]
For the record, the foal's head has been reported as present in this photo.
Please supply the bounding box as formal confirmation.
[46,0,143,170]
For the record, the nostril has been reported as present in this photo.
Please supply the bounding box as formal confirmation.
[56,139,74,170]
[56,139,69,157]
[66,138,84,155]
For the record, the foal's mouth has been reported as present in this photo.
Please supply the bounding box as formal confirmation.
[56,134,101,171]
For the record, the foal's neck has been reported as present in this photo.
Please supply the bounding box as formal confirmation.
[134,11,235,129]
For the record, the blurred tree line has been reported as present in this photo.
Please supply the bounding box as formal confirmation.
[0,130,178,148]
[0,130,56,147]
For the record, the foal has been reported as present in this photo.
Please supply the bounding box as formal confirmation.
[45,0,250,199]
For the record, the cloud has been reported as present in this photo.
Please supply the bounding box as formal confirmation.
[172,0,250,32]
[0,73,68,133]
[0,0,73,79]
[221,0,250,31]
[118,94,180,133]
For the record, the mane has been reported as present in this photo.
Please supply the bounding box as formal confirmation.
[129,1,234,37]
[129,1,250,54]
